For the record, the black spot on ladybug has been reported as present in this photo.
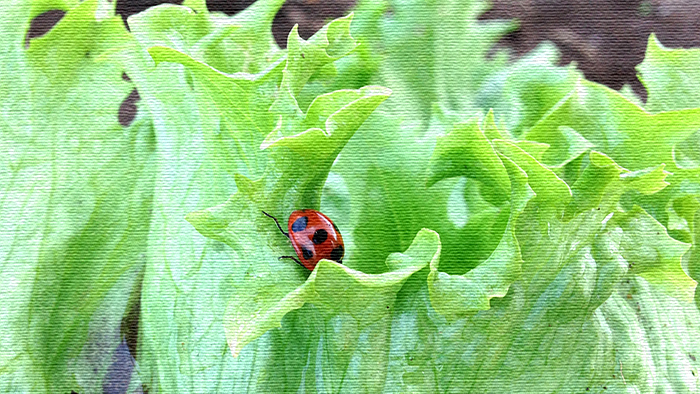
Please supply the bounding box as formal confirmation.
[25,9,65,48]
[119,88,140,127]
[312,229,328,244]
[292,216,307,232]
[330,245,344,262]
[301,247,313,260]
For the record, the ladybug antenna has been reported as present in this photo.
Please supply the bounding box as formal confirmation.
[262,211,290,239]
[279,255,304,268]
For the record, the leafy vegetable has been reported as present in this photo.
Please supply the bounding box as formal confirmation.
[0,1,152,392]
[638,34,700,113]
[1,0,700,392]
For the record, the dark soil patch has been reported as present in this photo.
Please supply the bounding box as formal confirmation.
[25,9,65,47]
[115,0,184,22]
[118,89,140,127]
[482,0,700,100]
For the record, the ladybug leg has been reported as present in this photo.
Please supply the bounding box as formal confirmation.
[261,211,290,239]
[279,256,305,268]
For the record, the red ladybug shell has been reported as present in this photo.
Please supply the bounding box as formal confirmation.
[288,209,344,270]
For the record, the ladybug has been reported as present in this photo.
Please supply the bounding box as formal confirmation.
[262,209,344,270]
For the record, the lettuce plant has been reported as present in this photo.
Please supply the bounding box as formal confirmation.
[1,0,700,392]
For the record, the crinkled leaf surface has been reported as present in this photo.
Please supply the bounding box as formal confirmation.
[335,3,700,390]
[638,34,700,113]
[636,36,700,290]
[127,3,390,391]
[475,43,581,136]
[524,79,700,173]
[3,0,700,392]
[1,1,153,392]
[523,77,700,307]
[427,154,533,320]
[221,227,439,359]
[104,1,288,392]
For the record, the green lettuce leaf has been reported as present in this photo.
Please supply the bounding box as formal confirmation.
[427,155,532,319]
[416,96,699,390]
[524,77,700,306]
[105,1,291,392]
[4,0,700,391]
[475,42,581,136]
[116,5,391,391]
[638,34,700,113]
[222,228,439,358]
[524,79,700,173]
[183,79,390,357]
[428,275,700,393]
[0,1,152,392]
